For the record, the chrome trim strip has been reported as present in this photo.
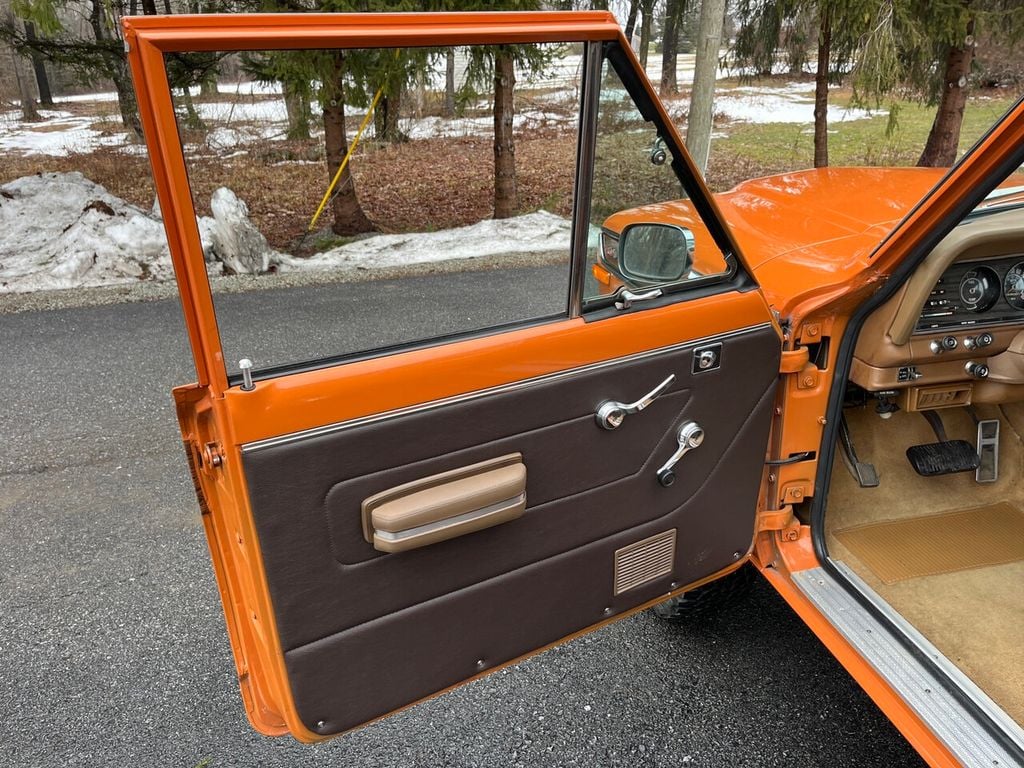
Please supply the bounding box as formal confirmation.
[374,493,526,543]
[793,564,1024,766]
[241,322,773,453]
[568,40,603,319]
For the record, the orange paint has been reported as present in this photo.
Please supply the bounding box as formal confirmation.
[124,9,1024,760]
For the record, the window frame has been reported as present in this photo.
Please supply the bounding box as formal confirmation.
[124,12,759,393]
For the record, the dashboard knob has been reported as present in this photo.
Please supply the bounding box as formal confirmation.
[965,361,990,379]
[977,332,994,347]
[964,336,977,350]
[942,335,958,351]
[930,340,944,355]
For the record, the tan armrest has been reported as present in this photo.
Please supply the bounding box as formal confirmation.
[362,454,526,553]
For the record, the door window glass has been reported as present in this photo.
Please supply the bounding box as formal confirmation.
[165,43,579,377]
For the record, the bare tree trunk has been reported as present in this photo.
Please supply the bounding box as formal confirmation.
[111,59,143,138]
[919,20,975,167]
[414,70,426,118]
[8,38,40,121]
[813,7,831,168]
[176,86,204,130]
[23,22,53,106]
[686,0,727,174]
[493,48,517,220]
[87,0,141,138]
[624,0,640,43]
[660,0,681,96]
[443,48,456,117]
[374,88,406,144]
[192,0,217,97]
[283,80,311,140]
[638,0,655,68]
[323,54,375,235]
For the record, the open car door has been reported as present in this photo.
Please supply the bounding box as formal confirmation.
[124,11,782,740]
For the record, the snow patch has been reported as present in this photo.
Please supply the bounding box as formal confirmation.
[208,188,282,275]
[277,210,570,273]
[0,173,197,292]
[0,174,570,294]
[0,174,285,293]
[0,112,129,157]
[663,86,883,125]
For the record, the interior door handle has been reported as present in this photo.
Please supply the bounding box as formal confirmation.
[656,421,704,487]
[362,454,526,553]
[595,374,676,430]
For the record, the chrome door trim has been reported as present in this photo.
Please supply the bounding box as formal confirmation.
[568,39,603,319]
[241,322,773,453]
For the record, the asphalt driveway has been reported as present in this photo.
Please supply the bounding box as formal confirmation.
[0,269,925,767]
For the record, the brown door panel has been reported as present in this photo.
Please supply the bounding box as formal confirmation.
[324,389,691,566]
[240,323,779,733]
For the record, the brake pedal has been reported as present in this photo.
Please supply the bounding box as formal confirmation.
[839,413,879,488]
[906,411,979,476]
[976,419,1000,483]
[906,441,980,476]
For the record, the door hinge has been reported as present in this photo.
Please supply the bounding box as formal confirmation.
[758,505,800,541]
[779,347,810,374]
[780,347,822,389]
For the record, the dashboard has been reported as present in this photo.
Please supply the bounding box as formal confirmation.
[851,205,1024,407]
[916,255,1024,333]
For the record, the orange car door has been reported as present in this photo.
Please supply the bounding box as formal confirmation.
[125,11,783,741]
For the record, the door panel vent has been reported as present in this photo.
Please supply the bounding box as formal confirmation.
[613,529,676,595]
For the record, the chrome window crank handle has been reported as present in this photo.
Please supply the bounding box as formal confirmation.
[656,422,704,487]
[595,374,676,430]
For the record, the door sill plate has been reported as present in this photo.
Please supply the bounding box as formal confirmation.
[793,562,1024,767]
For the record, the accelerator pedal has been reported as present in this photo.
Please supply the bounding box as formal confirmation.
[906,410,979,477]
[976,419,1000,484]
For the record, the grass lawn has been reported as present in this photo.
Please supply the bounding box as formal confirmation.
[714,87,1021,171]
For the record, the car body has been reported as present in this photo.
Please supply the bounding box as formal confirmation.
[123,11,1024,766]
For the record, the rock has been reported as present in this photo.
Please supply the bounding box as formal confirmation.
[207,188,279,274]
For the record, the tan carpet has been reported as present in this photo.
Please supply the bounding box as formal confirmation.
[825,403,1024,726]
[835,502,1024,584]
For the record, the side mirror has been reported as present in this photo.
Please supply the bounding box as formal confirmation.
[618,223,694,284]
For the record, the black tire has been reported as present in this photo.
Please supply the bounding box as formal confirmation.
[651,564,756,622]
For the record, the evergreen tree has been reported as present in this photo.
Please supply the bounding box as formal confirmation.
[853,0,1024,167]
[732,0,873,168]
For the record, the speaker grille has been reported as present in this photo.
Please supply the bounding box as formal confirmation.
[613,529,676,595]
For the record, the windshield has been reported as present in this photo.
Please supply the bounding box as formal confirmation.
[978,165,1024,213]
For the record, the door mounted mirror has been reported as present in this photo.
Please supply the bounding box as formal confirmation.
[618,222,694,284]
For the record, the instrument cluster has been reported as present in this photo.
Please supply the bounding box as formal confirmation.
[916,255,1024,332]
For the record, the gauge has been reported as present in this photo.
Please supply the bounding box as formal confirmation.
[1004,261,1024,310]
[958,266,1000,313]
